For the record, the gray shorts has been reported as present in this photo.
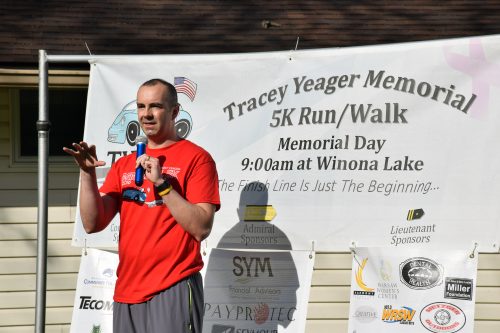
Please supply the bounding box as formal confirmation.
[113,273,204,333]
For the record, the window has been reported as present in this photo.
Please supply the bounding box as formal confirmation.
[3,69,89,169]
[18,87,87,157]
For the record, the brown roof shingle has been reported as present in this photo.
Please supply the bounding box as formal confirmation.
[1,0,500,66]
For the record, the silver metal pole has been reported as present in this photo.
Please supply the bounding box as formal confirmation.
[36,49,50,333]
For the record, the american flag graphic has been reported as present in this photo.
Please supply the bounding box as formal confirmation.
[174,77,197,101]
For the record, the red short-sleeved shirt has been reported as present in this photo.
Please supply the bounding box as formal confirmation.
[99,140,220,303]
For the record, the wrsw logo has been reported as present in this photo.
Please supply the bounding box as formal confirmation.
[382,305,415,325]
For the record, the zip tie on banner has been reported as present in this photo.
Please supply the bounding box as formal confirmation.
[84,238,88,256]
[289,36,300,61]
[309,240,315,259]
[84,42,93,55]
[349,241,357,255]
[469,242,478,259]
[350,241,362,267]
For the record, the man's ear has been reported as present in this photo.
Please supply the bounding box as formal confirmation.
[171,104,180,120]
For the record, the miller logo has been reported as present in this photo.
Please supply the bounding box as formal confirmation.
[400,257,443,290]
[353,258,375,296]
[444,278,473,301]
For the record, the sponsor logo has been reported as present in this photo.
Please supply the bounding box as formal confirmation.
[83,278,114,288]
[444,278,473,301]
[102,268,114,278]
[212,325,235,333]
[379,259,393,281]
[90,325,102,333]
[420,302,466,333]
[381,305,416,325]
[79,296,114,312]
[232,256,274,284]
[254,303,270,324]
[228,285,282,301]
[376,281,399,300]
[353,306,377,324]
[353,258,375,296]
[407,208,425,221]
[376,260,399,300]
[203,303,296,323]
[400,257,443,290]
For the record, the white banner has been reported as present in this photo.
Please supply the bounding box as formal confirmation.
[200,248,314,333]
[348,247,478,333]
[73,35,500,251]
[70,248,118,333]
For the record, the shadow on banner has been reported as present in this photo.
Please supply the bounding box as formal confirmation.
[203,181,300,333]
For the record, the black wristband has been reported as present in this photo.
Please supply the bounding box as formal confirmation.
[155,179,171,192]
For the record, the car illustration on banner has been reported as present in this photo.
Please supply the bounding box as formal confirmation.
[107,77,198,146]
[107,100,193,145]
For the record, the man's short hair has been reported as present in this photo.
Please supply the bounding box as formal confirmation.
[141,78,178,106]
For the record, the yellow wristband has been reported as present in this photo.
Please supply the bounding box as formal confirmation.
[157,184,172,196]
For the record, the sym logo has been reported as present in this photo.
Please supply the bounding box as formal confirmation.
[232,256,274,278]
[107,77,197,146]
[400,257,443,290]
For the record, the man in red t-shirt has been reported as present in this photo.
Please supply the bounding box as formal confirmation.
[64,79,220,332]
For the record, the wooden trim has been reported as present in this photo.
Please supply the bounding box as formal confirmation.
[0,69,89,87]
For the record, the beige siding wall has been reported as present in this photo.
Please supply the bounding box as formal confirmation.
[0,83,81,332]
[1,85,500,332]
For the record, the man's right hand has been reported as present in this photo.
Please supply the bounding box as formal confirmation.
[63,141,106,172]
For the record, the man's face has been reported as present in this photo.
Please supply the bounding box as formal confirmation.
[136,84,178,141]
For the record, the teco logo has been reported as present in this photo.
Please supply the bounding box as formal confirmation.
[79,296,113,311]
